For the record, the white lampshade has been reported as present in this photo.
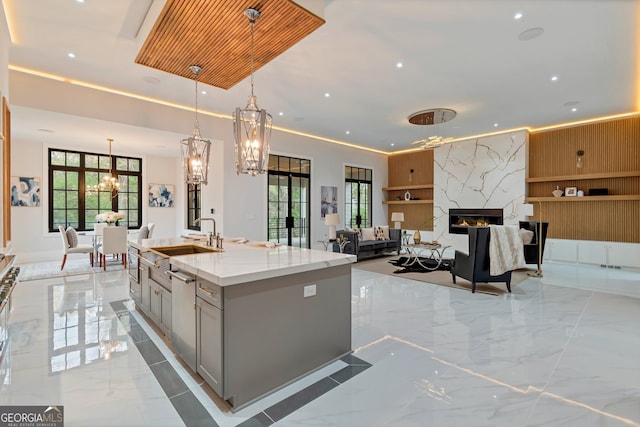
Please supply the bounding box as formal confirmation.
[391,212,405,229]
[325,213,340,240]
[521,203,534,217]
[390,212,405,222]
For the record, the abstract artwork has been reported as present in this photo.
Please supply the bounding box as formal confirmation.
[320,185,337,218]
[11,176,40,207]
[148,183,175,207]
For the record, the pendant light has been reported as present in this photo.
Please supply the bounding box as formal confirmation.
[87,138,121,199]
[233,8,272,176]
[182,65,212,185]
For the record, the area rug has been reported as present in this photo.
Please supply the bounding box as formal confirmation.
[353,256,530,296]
[17,259,125,281]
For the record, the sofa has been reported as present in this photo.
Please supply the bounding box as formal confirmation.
[333,227,401,261]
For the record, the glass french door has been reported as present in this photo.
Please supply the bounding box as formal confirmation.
[267,155,311,248]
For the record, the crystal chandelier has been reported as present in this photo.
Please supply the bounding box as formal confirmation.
[87,138,121,198]
[233,8,272,176]
[182,65,212,185]
[409,108,457,150]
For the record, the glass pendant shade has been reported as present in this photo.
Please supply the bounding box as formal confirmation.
[234,95,272,176]
[182,65,211,185]
[182,127,211,185]
[233,8,272,176]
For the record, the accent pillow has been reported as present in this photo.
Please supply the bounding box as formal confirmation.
[361,227,376,241]
[66,227,78,248]
[519,228,534,245]
[375,225,390,240]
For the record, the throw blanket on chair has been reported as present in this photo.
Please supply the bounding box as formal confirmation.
[489,225,526,275]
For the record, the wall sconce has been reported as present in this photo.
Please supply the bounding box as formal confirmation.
[576,149,584,168]
[409,168,414,183]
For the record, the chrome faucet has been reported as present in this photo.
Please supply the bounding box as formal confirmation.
[195,217,216,246]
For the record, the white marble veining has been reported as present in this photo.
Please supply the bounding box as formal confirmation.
[131,238,355,285]
[2,261,639,426]
[434,131,527,252]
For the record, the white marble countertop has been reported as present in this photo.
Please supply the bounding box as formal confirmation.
[129,237,356,286]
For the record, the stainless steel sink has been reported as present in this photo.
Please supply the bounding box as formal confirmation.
[151,245,222,257]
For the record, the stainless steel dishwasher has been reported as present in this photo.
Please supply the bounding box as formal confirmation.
[166,267,197,372]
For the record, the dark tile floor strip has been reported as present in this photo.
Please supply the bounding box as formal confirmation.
[111,300,219,427]
[111,300,372,427]
[242,353,373,426]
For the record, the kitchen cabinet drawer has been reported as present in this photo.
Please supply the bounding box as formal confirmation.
[196,278,222,309]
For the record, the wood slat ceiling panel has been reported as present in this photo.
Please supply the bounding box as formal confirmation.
[135,0,325,89]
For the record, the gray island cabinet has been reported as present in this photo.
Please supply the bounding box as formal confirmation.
[128,238,355,410]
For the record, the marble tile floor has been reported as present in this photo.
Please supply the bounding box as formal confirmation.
[0,261,638,426]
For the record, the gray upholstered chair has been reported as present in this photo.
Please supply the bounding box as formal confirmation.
[97,226,127,271]
[450,226,512,293]
[58,225,94,270]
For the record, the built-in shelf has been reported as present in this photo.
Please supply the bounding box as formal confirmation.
[526,171,640,183]
[382,184,434,191]
[383,200,434,205]
[525,195,640,202]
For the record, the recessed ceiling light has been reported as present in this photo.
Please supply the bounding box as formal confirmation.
[514,12,523,20]
[494,123,499,127]
[324,92,330,98]
[396,62,403,68]
[200,90,207,95]
[518,27,544,41]
[76,0,85,3]
[551,76,558,81]
[278,112,284,116]
[345,130,350,135]
[143,76,160,84]
[390,143,395,147]
[571,107,577,112]
[67,52,76,59]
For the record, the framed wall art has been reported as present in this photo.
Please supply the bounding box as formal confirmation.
[149,183,175,207]
[10,176,40,207]
[320,185,337,218]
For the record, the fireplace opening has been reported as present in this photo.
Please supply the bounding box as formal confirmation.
[449,208,503,234]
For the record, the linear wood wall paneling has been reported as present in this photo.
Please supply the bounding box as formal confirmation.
[529,200,639,242]
[528,116,640,243]
[526,171,640,182]
[2,97,10,248]
[386,150,434,229]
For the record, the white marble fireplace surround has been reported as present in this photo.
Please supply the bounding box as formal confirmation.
[431,131,527,253]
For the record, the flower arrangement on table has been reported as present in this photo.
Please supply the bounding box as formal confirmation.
[96,211,125,225]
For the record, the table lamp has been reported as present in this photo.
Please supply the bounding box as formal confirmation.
[325,213,340,240]
[391,212,405,229]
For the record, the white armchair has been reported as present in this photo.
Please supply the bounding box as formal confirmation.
[97,226,127,271]
[147,223,155,239]
[58,226,94,270]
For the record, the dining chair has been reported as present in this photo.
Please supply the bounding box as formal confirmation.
[147,223,155,239]
[97,226,127,271]
[58,225,94,270]
[93,222,107,253]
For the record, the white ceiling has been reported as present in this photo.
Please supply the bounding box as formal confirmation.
[4,0,639,157]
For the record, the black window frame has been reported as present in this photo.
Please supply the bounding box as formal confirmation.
[187,183,201,231]
[48,147,142,232]
[344,165,373,228]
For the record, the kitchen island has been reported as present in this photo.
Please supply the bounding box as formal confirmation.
[128,237,355,410]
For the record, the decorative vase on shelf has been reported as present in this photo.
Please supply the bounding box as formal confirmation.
[404,191,411,201]
[413,230,421,244]
[552,185,563,197]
